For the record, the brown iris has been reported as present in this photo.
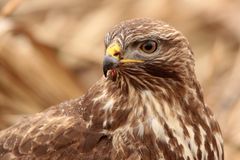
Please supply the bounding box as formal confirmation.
[140,40,157,53]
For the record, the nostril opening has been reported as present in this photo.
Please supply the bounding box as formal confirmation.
[113,52,120,57]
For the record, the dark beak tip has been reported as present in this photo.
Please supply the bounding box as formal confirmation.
[103,56,119,77]
[103,67,108,77]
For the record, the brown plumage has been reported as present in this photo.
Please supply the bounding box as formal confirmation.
[0,18,224,160]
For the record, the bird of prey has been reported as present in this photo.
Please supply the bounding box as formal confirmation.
[0,18,224,160]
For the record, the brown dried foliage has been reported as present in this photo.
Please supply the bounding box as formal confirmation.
[0,0,239,159]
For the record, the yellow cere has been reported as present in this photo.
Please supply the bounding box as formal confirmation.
[106,42,121,59]
[106,42,144,63]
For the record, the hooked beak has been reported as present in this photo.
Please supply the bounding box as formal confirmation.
[103,42,144,77]
[103,55,119,77]
[103,42,121,77]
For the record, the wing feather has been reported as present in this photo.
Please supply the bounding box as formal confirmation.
[0,98,112,160]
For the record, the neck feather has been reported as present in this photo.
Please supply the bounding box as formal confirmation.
[82,69,205,132]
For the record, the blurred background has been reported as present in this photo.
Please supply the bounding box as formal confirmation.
[0,0,239,159]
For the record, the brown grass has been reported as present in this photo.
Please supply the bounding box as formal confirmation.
[0,0,239,159]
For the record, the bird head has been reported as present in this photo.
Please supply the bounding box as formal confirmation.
[103,18,195,87]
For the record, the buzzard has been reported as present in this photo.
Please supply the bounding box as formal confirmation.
[0,18,224,160]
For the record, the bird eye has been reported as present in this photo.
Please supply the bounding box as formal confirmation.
[140,40,158,53]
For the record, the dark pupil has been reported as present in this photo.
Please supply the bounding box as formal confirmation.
[144,42,153,51]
